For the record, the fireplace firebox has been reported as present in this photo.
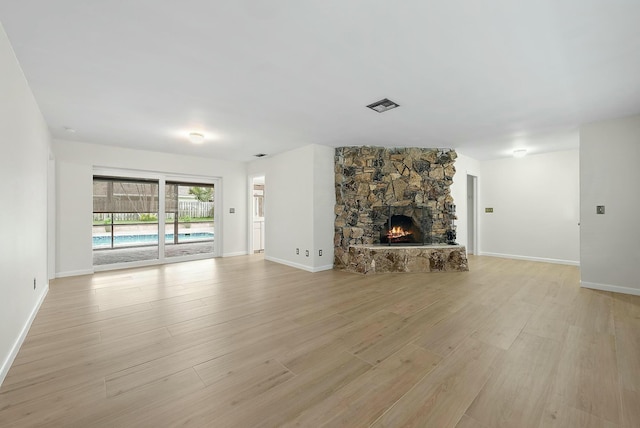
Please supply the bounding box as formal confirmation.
[373,206,432,246]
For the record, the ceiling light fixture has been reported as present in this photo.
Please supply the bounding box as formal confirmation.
[63,126,76,133]
[366,98,400,113]
[188,132,205,144]
[513,149,527,158]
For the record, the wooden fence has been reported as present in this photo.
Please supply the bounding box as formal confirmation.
[93,201,214,221]
[177,201,214,218]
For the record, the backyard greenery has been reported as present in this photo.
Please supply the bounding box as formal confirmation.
[188,186,214,202]
[138,213,158,222]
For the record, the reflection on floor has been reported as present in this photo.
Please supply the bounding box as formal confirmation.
[93,241,214,265]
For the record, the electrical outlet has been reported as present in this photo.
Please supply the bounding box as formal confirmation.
[305,250,309,257]
[319,249,323,256]
[33,278,36,290]
[296,248,299,255]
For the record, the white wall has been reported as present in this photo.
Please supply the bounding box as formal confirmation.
[0,25,51,385]
[47,152,56,279]
[55,158,93,275]
[53,141,248,277]
[312,144,335,269]
[248,144,335,272]
[580,114,640,295]
[248,145,313,270]
[450,152,481,252]
[479,150,580,265]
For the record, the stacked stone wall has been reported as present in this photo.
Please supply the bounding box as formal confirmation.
[334,146,457,269]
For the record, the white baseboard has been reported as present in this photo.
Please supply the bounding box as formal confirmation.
[312,264,334,272]
[265,256,313,272]
[477,252,580,267]
[56,268,94,278]
[581,281,640,296]
[264,256,333,273]
[0,283,49,387]
[223,251,249,257]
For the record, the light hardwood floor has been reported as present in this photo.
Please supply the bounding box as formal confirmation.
[1,255,638,427]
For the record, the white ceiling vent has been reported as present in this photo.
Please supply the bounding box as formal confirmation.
[367,98,400,113]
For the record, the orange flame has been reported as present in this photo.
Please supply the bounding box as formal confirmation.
[387,227,411,239]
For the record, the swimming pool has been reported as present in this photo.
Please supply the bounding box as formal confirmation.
[93,232,214,247]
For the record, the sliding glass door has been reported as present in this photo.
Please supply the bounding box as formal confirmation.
[164,182,215,259]
[92,172,219,268]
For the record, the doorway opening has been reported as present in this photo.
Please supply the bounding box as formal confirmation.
[251,176,265,253]
[467,174,478,254]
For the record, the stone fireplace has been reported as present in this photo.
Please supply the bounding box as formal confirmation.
[334,146,468,273]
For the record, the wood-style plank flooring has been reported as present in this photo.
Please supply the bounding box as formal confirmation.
[1,255,639,427]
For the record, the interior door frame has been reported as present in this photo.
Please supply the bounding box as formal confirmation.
[247,174,265,255]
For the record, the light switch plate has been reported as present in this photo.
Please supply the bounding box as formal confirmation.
[485,208,494,213]
[597,205,605,214]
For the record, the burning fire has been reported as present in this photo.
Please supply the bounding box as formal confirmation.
[387,226,411,239]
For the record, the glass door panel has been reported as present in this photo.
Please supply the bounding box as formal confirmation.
[92,178,159,266]
[164,182,215,258]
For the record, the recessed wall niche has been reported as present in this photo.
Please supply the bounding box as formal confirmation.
[334,146,457,269]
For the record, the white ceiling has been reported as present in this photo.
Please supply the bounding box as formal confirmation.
[1,0,639,161]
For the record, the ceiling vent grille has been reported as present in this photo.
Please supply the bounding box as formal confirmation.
[366,98,400,113]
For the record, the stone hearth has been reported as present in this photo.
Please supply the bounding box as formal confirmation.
[346,244,468,274]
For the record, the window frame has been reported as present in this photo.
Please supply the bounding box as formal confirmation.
[92,167,221,271]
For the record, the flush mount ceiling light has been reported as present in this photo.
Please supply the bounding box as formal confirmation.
[513,149,527,158]
[63,126,76,133]
[188,132,205,144]
[366,98,400,113]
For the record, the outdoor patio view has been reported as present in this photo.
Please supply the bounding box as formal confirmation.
[92,177,215,266]
[164,181,215,259]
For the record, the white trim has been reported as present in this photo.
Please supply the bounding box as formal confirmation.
[223,251,249,257]
[162,253,218,264]
[312,264,334,272]
[477,252,580,266]
[93,167,221,184]
[158,178,166,259]
[265,256,333,273]
[472,175,478,254]
[212,178,222,258]
[581,281,640,296]
[1,283,49,387]
[93,259,167,272]
[56,268,94,278]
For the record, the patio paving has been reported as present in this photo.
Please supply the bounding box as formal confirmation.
[93,241,215,265]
